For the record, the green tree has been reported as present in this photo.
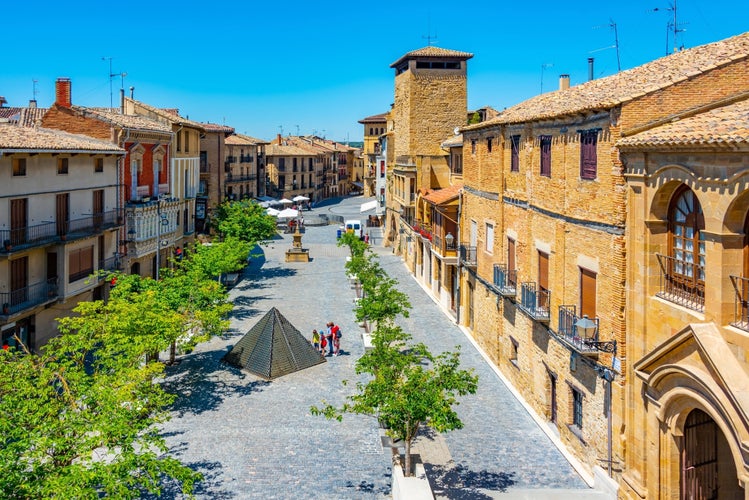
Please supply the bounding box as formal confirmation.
[212,200,277,244]
[312,323,477,477]
[183,237,251,282]
[0,298,202,498]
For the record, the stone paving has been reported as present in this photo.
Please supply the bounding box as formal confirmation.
[157,196,598,499]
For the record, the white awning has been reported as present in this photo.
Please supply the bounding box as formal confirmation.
[360,200,378,212]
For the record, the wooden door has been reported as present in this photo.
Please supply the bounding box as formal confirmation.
[682,409,718,500]
[10,198,27,245]
[10,257,28,306]
[56,193,69,236]
[93,190,104,227]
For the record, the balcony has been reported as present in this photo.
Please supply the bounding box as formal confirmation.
[1,210,124,255]
[518,282,550,322]
[226,156,237,164]
[240,155,254,163]
[98,255,121,274]
[556,305,615,355]
[730,275,749,332]
[432,232,457,258]
[412,221,432,242]
[1,277,59,318]
[459,245,477,267]
[655,253,705,312]
[493,264,517,297]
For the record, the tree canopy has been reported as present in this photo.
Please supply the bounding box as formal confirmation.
[212,200,277,245]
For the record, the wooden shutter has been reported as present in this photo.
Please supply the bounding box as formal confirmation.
[580,268,597,319]
[10,198,27,245]
[507,238,516,271]
[56,193,69,235]
[538,251,549,290]
[511,135,520,172]
[10,256,28,305]
[540,136,551,176]
[580,131,598,179]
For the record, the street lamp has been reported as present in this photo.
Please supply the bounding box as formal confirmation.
[444,232,454,249]
[574,314,597,342]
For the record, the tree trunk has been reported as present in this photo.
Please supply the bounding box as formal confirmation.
[404,438,412,477]
[169,341,176,364]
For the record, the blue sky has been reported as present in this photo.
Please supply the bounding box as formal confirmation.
[3,1,747,143]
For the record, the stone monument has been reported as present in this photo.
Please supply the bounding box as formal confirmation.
[285,224,310,262]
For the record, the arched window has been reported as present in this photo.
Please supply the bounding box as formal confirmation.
[663,186,705,309]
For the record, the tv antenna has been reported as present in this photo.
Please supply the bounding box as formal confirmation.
[591,19,621,72]
[652,1,687,54]
[278,125,284,136]
[295,124,300,136]
[422,15,437,46]
[32,79,39,101]
[540,63,553,93]
[102,57,127,109]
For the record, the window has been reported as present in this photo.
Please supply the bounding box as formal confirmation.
[94,157,104,173]
[580,268,597,319]
[12,158,26,176]
[667,187,705,303]
[510,135,520,172]
[540,135,551,177]
[538,251,550,310]
[571,387,583,429]
[470,220,477,247]
[580,130,598,180]
[176,132,182,152]
[184,131,189,153]
[279,158,285,170]
[69,246,94,282]
[471,139,476,155]
[57,157,69,174]
[487,137,493,153]
[485,223,494,254]
[509,337,519,367]
[507,238,516,272]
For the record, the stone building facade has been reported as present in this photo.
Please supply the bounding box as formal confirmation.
[198,123,234,232]
[619,96,749,498]
[224,134,268,201]
[458,31,749,492]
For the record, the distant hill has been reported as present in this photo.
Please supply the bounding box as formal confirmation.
[343,141,363,148]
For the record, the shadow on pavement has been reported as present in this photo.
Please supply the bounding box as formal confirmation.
[426,462,517,500]
[162,351,271,418]
[230,294,270,321]
[141,460,235,499]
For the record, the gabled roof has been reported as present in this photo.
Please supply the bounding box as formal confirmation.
[422,183,462,205]
[465,31,749,129]
[617,98,749,150]
[358,113,388,124]
[0,123,125,153]
[124,97,205,131]
[202,122,236,134]
[71,106,173,133]
[441,133,463,148]
[226,133,269,146]
[222,307,325,380]
[0,107,47,127]
[390,46,474,68]
[265,142,319,156]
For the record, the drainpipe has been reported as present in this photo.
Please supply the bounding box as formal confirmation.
[455,189,462,325]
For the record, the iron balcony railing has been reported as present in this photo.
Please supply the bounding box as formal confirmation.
[730,275,749,332]
[518,282,550,322]
[493,264,517,297]
[655,253,705,312]
[226,156,237,164]
[240,155,253,163]
[459,245,477,267]
[1,210,123,254]
[1,277,59,317]
[98,255,121,274]
[557,305,600,354]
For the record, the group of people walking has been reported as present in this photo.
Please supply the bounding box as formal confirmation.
[311,322,342,357]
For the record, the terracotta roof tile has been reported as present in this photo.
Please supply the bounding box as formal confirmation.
[73,106,173,133]
[0,123,125,153]
[0,107,47,127]
[265,143,319,156]
[124,98,206,131]
[441,133,463,148]
[358,113,389,124]
[423,183,463,205]
[391,46,473,67]
[466,31,749,128]
[617,98,749,149]
[226,133,270,146]
[201,122,236,134]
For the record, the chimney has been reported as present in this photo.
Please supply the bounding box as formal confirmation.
[277,133,282,145]
[28,99,37,108]
[559,74,570,91]
[129,86,134,99]
[120,88,125,113]
[588,57,594,81]
[55,77,72,108]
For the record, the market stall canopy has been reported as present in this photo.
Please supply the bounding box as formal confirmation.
[266,207,280,216]
[292,195,310,202]
[360,200,378,212]
[222,307,325,380]
[277,208,299,218]
[279,198,293,205]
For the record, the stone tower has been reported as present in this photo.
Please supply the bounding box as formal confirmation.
[390,46,473,162]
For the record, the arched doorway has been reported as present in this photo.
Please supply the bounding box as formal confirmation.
[681,408,743,499]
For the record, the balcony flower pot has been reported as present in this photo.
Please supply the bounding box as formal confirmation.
[3,240,11,252]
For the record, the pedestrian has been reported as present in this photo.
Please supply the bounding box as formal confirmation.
[311,329,320,352]
[324,322,335,356]
[331,323,341,356]
[364,232,370,244]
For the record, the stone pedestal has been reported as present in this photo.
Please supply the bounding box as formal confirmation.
[286,225,310,262]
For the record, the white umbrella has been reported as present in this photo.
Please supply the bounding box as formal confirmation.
[266,207,280,216]
[279,198,293,205]
[292,195,310,202]
[277,208,299,218]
